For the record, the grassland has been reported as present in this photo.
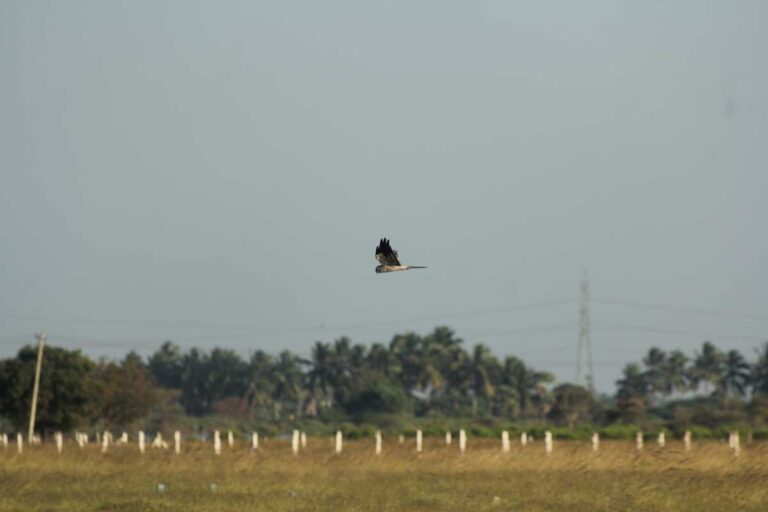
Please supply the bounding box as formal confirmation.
[1,438,767,511]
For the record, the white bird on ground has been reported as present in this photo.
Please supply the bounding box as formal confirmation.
[375,238,427,274]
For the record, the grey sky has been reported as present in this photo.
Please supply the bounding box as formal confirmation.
[1,1,766,392]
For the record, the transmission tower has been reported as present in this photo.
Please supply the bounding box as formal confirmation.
[576,270,595,394]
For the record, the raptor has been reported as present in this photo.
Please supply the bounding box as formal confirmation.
[375,238,427,274]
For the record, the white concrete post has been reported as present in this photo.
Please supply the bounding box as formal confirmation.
[251,432,259,450]
[227,431,234,448]
[1,433,8,449]
[636,432,643,451]
[684,430,691,451]
[502,431,510,453]
[592,432,599,452]
[335,431,343,454]
[445,431,452,445]
[55,432,63,454]
[658,432,665,447]
[138,431,145,454]
[292,430,300,455]
[174,431,181,454]
[544,431,553,454]
[96,432,101,446]
[17,433,23,454]
[119,432,128,444]
[521,432,528,446]
[214,430,221,455]
[459,429,467,453]
[416,429,423,453]
[398,434,404,444]
[301,431,307,448]
[101,431,109,453]
[730,431,740,456]
[375,431,382,455]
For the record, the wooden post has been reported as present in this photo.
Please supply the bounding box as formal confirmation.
[445,431,452,445]
[301,432,307,448]
[138,431,145,454]
[544,431,553,454]
[251,432,259,450]
[658,432,665,447]
[521,432,528,446]
[174,431,181,454]
[591,432,599,452]
[684,430,691,451]
[214,430,221,455]
[335,431,342,454]
[17,433,23,454]
[501,431,510,453]
[375,431,382,455]
[292,430,300,455]
[459,429,467,453]
[227,431,234,448]
[28,333,46,444]
[416,429,423,453]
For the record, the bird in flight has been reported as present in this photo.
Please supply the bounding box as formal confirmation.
[375,238,427,274]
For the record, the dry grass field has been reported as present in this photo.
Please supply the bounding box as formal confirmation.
[1,438,767,512]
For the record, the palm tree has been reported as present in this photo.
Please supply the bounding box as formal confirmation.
[662,350,689,397]
[642,347,667,403]
[464,344,499,415]
[502,356,553,419]
[271,351,306,419]
[719,349,750,398]
[244,350,275,415]
[615,363,648,422]
[689,341,725,395]
[305,342,335,415]
[752,342,768,396]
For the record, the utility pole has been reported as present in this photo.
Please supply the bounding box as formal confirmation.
[28,332,46,443]
[576,271,595,394]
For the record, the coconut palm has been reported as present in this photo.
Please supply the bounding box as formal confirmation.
[689,341,725,395]
[752,342,768,396]
[720,349,751,398]
[662,350,689,397]
[642,347,667,402]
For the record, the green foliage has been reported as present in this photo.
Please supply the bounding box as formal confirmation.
[0,345,99,431]
[2,330,767,436]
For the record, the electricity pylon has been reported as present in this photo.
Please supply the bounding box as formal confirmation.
[576,271,595,394]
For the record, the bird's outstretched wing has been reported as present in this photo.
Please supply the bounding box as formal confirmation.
[375,238,401,266]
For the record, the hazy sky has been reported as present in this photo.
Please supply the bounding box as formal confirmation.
[2,1,766,392]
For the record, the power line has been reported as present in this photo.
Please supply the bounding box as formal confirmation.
[592,298,768,321]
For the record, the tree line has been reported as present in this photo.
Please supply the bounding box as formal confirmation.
[1,326,767,433]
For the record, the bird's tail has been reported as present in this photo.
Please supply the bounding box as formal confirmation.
[405,265,427,270]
